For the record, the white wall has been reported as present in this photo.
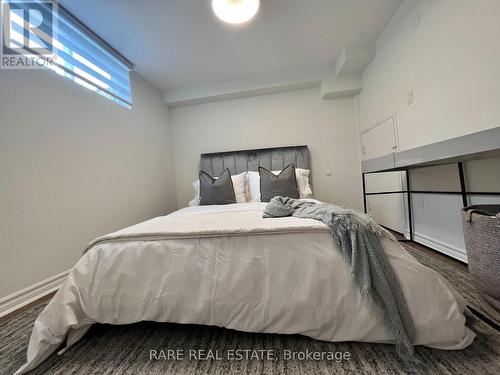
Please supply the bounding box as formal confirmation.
[465,157,500,192]
[365,172,406,234]
[170,88,362,210]
[0,69,177,298]
[357,0,500,262]
[358,0,500,149]
[466,156,500,209]
[408,158,500,262]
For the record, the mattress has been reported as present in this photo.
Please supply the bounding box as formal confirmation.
[15,203,475,374]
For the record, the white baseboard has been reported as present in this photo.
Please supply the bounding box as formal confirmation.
[0,270,69,318]
[413,232,468,263]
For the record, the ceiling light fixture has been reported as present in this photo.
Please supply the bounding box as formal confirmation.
[212,0,259,24]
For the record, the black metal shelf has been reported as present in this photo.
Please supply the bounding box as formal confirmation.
[362,161,500,246]
[364,190,500,196]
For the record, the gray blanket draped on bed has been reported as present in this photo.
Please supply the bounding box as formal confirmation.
[263,197,416,359]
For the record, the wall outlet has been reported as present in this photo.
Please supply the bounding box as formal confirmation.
[415,195,424,208]
[407,89,414,105]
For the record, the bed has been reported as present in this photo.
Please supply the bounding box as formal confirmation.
[15,146,475,374]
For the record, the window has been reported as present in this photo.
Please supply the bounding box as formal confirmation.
[5,1,133,108]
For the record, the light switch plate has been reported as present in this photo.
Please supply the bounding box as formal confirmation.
[415,195,424,208]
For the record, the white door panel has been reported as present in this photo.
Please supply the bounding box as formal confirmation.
[361,116,397,160]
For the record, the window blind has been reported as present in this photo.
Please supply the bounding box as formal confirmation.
[5,1,133,108]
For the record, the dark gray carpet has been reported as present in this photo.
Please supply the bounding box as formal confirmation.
[402,242,500,325]
[1,244,499,375]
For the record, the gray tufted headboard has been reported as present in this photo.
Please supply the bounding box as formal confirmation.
[200,145,310,176]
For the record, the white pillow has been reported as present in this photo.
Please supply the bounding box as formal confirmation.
[246,171,261,203]
[190,172,247,206]
[294,168,314,199]
[246,168,313,202]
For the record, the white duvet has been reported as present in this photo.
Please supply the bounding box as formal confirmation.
[16,203,475,374]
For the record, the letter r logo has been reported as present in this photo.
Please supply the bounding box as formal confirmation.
[1,0,54,55]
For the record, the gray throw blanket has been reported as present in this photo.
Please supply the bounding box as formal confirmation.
[263,197,416,359]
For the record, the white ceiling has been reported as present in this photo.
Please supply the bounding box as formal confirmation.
[61,0,402,99]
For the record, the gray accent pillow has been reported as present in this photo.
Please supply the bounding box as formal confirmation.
[259,163,299,202]
[199,168,236,205]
